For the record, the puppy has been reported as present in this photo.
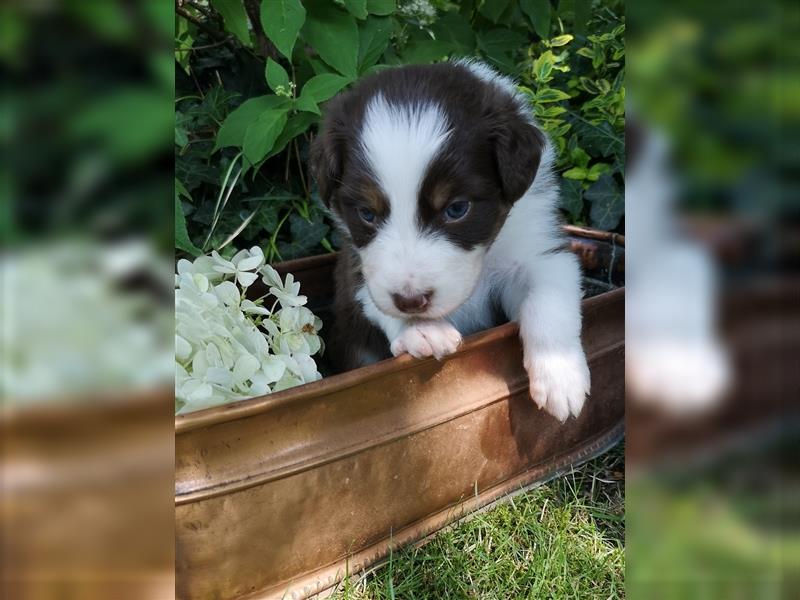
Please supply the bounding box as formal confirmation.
[310,60,590,422]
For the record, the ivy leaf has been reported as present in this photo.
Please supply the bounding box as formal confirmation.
[260,0,306,60]
[478,0,512,24]
[242,108,289,164]
[520,0,551,40]
[366,0,395,15]
[570,147,591,168]
[214,96,290,151]
[560,178,584,221]
[563,167,588,180]
[573,119,624,158]
[358,16,392,72]
[277,212,330,259]
[176,178,192,202]
[586,162,612,182]
[302,0,359,79]
[265,58,291,94]
[175,111,189,148]
[343,0,368,20]
[295,73,351,114]
[586,174,623,230]
[209,0,251,46]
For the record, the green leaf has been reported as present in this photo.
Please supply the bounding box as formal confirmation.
[242,108,289,164]
[260,0,306,59]
[563,167,588,180]
[176,178,192,201]
[520,0,551,39]
[265,111,318,160]
[402,39,454,64]
[534,87,570,103]
[478,0,511,23]
[587,162,611,182]
[532,50,555,82]
[175,112,189,148]
[570,147,591,168]
[431,12,476,54]
[214,95,290,151]
[550,34,573,47]
[277,212,330,259]
[176,193,202,256]
[69,88,172,163]
[573,119,623,158]
[536,105,567,118]
[210,0,251,45]
[478,28,527,55]
[343,0,368,20]
[358,16,392,72]
[265,58,291,94]
[302,0,359,79]
[559,178,584,221]
[366,0,395,15]
[477,28,526,71]
[574,0,591,36]
[295,73,351,114]
[586,174,623,230]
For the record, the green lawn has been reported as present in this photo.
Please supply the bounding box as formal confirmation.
[329,443,625,600]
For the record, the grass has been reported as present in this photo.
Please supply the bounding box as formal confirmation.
[327,443,625,600]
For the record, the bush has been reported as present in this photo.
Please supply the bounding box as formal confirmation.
[175,0,624,261]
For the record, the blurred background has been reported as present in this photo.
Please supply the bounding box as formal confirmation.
[1,0,798,598]
[626,0,799,597]
[1,1,174,599]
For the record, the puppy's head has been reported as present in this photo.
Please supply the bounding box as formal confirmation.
[311,61,545,320]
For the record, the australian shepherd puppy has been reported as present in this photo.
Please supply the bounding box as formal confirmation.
[310,60,590,422]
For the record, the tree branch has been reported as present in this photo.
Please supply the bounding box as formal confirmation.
[176,4,227,42]
[243,0,280,61]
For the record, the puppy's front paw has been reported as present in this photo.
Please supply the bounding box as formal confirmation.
[390,320,462,360]
[525,346,590,422]
[627,339,729,415]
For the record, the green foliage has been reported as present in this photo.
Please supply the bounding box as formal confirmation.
[331,444,624,599]
[175,0,625,260]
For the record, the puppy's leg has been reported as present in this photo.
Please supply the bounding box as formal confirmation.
[501,251,590,422]
[357,287,462,360]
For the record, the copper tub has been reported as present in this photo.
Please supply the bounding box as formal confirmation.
[175,226,625,600]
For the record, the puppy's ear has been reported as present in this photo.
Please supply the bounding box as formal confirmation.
[491,112,546,204]
[309,126,344,208]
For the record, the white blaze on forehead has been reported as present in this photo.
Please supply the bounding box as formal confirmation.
[359,94,451,225]
[356,94,483,321]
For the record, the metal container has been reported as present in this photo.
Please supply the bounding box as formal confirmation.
[175,226,625,600]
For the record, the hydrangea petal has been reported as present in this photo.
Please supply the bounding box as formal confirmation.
[214,280,241,307]
[237,271,259,288]
[232,353,260,384]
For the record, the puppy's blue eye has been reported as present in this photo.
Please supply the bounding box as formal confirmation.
[444,200,470,221]
[358,207,376,224]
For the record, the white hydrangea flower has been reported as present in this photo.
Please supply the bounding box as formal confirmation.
[175,246,323,415]
[1,241,173,404]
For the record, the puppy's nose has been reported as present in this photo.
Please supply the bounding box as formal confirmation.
[392,290,433,314]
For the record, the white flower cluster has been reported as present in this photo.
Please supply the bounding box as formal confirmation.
[399,0,437,25]
[175,247,323,415]
[1,241,173,404]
